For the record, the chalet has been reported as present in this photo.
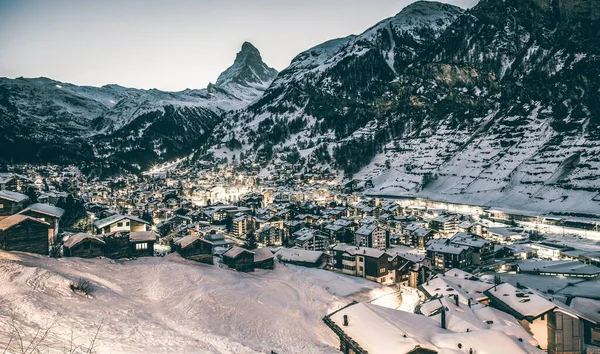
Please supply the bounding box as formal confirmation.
[354,225,387,250]
[274,248,328,268]
[19,203,65,245]
[0,173,17,191]
[129,231,156,257]
[222,247,255,272]
[495,244,537,260]
[157,214,192,236]
[486,227,527,244]
[426,239,471,271]
[204,205,251,222]
[411,227,435,249]
[292,228,329,251]
[94,214,150,234]
[387,249,428,288]
[253,247,275,269]
[484,283,557,351]
[449,232,494,265]
[331,244,395,284]
[0,214,50,255]
[204,232,234,249]
[231,215,255,238]
[255,225,282,246]
[173,235,213,264]
[237,193,263,211]
[63,233,105,258]
[429,214,459,237]
[0,190,29,217]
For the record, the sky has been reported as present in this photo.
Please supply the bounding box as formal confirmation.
[0,0,479,92]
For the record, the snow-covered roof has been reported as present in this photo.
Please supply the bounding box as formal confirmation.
[223,246,254,259]
[355,224,377,236]
[570,297,600,323]
[450,232,489,248]
[413,227,433,237]
[275,248,324,264]
[484,283,556,320]
[333,244,386,259]
[327,302,444,354]
[0,190,29,203]
[174,235,202,249]
[421,269,492,305]
[431,214,458,223]
[21,203,65,218]
[488,227,524,237]
[518,260,600,276]
[253,248,274,262]
[63,233,105,248]
[130,231,157,243]
[426,239,469,255]
[0,214,49,230]
[94,214,149,229]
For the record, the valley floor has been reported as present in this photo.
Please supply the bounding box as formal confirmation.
[0,252,405,354]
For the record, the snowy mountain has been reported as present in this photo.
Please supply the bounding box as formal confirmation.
[0,42,278,168]
[209,0,600,214]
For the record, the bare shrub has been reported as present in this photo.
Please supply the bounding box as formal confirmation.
[70,278,95,295]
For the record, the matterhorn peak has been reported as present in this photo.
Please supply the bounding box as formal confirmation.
[215,42,278,88]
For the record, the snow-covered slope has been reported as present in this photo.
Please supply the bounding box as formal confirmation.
[0,42,278,168]
[0,251,399,353]
[209,0,600,215]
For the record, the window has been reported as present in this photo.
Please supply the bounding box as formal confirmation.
[380,267,386,273]
[126,222,130,226]
[117,222,123,227]
[359,266,363,272]
[0,204,4,209]
[359,257,364,262]
[136,243,148,250]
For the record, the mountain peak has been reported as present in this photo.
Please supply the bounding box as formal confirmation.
[215,42,278,89]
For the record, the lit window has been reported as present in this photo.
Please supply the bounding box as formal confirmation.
[136,243,148,250]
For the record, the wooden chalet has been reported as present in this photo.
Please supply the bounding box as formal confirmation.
[63,233,105,258]
[253,247,275,270]
[0,190,29,217]
[19,203,65,245]
[129,231,156,257]
[222,247,255,272]
[93,214,150,235]
[173,235,213,264]
[275,248,328,268]
[0,214,50,255]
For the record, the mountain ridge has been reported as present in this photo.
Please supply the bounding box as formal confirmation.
[0,42,278,169]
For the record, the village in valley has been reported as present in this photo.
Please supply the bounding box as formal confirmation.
[2,158,600,354]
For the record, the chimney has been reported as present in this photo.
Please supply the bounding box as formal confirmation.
[343,314,349,326]
[454,294,459,306]
[468,298,472,307]
[441,306,447,329]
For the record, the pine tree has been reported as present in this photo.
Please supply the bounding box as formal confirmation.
[245,231,257,250]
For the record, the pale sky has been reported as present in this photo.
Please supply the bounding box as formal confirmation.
[0,0,479,91]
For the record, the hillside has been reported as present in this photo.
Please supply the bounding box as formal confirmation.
[208,0,600,214]
[0,251,403,353]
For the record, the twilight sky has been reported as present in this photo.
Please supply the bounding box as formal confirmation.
[0,0,479,91]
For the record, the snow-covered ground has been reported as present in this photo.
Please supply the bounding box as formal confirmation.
[0,251,406,353]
